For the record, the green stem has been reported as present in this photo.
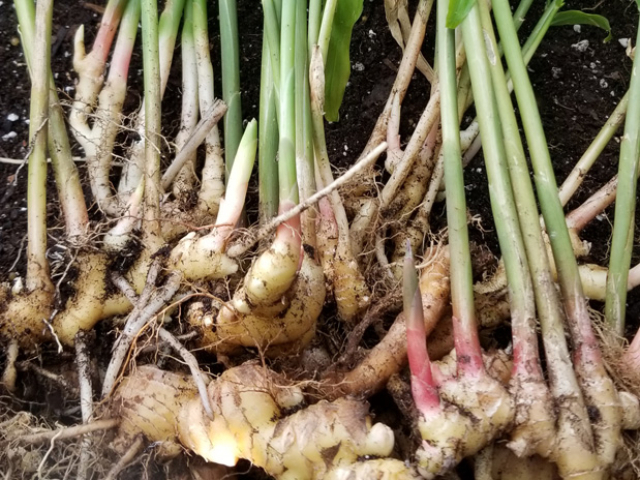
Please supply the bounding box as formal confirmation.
[219,0,243,176]
[263,0,281,92]
[605,20,640,335]
[308,0,322,55]
[559,91,628,206]
[472,13,592,457]
[141,0,161,239]
[117,0,185,198]
[462,0,560,113]
[317,0,338,63]
[456,64,471,120]
[26,0,54,291]
[279,0,299,206]
[465,1,538,379]
[511,0,536,31]
[494,4,626,469]
[519,0,562,65]
[157,0,186,94]
[295,0,317,246]
[259,18,279,221]
[171,0,198,195]
[193,0,225,214]
[493,0,598,364]
[476,0,570,365]
[15,0,88,240]
[437,0,482,377]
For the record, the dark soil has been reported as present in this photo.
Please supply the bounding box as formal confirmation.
[0,0,638,478]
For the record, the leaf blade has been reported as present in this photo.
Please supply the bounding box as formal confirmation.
[551,10,612,42]
[446,0,475,29]
[324,0,363,121]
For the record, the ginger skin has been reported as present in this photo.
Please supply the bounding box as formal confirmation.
[112,363,417,480]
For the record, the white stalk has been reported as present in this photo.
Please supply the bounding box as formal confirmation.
[193,0,225,215]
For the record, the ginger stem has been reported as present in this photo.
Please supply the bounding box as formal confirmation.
[140,0,162,241]
[25,0,53,292]
[404,245,440,414]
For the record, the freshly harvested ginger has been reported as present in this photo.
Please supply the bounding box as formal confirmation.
[112,363,417,480]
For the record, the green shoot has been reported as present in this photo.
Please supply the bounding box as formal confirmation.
[294,0,317,246]
[263,0,281,93]
[559,91,628,206]
[14,0,88,240]
[317,0,338,63]
[259,24,279,221]
[219,0,243,175]
[25,0,54,292]
[494,0,625,470]
[118,0,185,200]
[141,0,162,240]
[493,0,587,325]
[604,20,640,335]
[438,0,482,377]
[278,0,299,206]
[308,0,322,56]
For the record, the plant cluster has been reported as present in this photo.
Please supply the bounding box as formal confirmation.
[1,0,640,479]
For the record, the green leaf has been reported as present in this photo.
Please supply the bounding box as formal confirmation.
[446,0,476,29]
[324,0,363,121]
[551,10,612,42]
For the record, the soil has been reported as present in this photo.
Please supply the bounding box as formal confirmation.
[0,0,638,479]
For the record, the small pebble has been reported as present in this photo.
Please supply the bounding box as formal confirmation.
[2,131,17,141]
[573,25,581,33]
[599,79,608,88]
[352,62,364,72]
[7,113,19,122]
[571,40,589,52]
[619,38,630,48]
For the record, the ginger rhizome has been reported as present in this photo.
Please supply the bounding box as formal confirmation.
[112,363,416,480]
